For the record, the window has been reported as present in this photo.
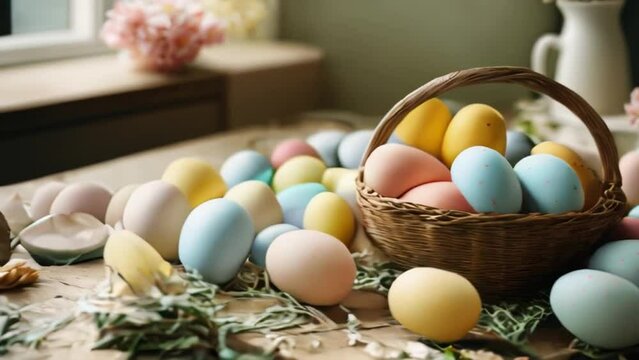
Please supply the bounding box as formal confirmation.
[0,0,112,66]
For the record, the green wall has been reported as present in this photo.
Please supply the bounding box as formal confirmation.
[280,0,559,115]
[12,0,69,34]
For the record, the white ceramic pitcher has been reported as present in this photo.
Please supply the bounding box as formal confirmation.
[532,0,630,121]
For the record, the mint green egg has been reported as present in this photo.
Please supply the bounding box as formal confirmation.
[588,239,639,286]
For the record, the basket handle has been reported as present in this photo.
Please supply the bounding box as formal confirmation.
[360,66,622,187]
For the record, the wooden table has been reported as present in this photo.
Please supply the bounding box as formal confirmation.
[0,119,579,359]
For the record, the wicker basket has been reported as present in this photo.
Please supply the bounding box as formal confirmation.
[356,66,627,299]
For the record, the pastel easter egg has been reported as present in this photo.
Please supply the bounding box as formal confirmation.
[220,150,273,188]
[30,181,66,221]
[400,182,474,212]
[550,269,639,349]
[388,268,481,342]
[105,184,139,227]
[303,192,355,246]
[321,167,357,192]
[609,217,639,240]
[272,156,326,193]
[271,139,321,169]
[334,174,361,221]
[387,132,405,145]
[266,230,356,305]
[250,223,298,268]
[451,146,521,213]
[514,154,584,214]
[179,199,254,284]
[364,144,451,198]
[589,239,639,287]
[620,150,639,206]
[162,157,226,208]
[50,183,112,222]
[123,181,191,261]
[224,180,282,232]
[532,141,601,209]
[629,205,639,218]
[505,131,535,166]
[395,98,452,158]
[307,130,347,167]
[338,130,374,169]
[441,104,507,167]
[277,183,327,227]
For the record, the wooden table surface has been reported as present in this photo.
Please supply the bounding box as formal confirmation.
[0,119,578,359]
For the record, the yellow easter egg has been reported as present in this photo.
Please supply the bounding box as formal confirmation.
[303,192,355,246]
[441,104,506,167]
[388,267,481,342]
[272,156,326,193]
[224,180,283,232]
[395,98,452,158]
[162,157,227,208]
[531,141,601,209]
[321,167,357,192]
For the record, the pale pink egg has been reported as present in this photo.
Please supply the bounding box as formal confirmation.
[609,217,639,240]
[620,151,639,206]
[400,181,474,212]
[271,139,321,168]
[364,144,451,198]
[30,182,66,220]
[265,229,356,306]
[49,183,112,222]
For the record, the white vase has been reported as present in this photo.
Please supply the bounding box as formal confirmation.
[532,0,631,123]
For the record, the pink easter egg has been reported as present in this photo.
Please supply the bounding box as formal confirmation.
[608,217,639,240]
[271,139,321,169]
[400,181,474,212]
[620,150,639,206]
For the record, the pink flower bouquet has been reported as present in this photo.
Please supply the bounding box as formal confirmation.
[101,0,225,72]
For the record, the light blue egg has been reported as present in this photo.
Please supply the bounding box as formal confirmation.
[337,129,374,169]
[276,183,326,227]
[629,205,639,218]
[250,224,298,268]
[505,130,535,166]
[307,130,346,167]
[550,269,639,349]
[387,132,405,145]
[179,198,254,284]
[451,146,522,213]
[220,150,274,188]
[588,239,639,286]
[514,154,584,214]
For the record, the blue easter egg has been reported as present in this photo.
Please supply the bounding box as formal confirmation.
[588,239,639,287]
[505,131,535,166]
[338,130,374,169]
[250,223,299,268]
[629,205,639,218]
[451,146,522,213]
[276,183,327,227]
[307,130,347,167]
[179,198,254,284]
[220,150,273,188]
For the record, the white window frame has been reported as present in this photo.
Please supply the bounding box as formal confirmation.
[0,0,111,66]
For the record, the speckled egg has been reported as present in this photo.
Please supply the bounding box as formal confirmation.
[514,154,584,214]
[224,180,282,232]
[250,223,298,268]
[276,183,327,227]
[270,139,321,169]
[49,183,112,222]
[338,130,374,169]
[550,269,639,349]
[364,144,451,198]
[441,104,507,167]
[123,181,190,261]
[179,199,254,284]
[266,230,356,305]
[451,146,521,213]
[307,130,347,167]
[505,130,535,166]
[30,181,66,221]
[272,156,326,193]
[395,98,451,158]
[321,167,357,192]
[388,268,482,342]
[105,184,138,227]
[400,182,474,212]
[162,157,226,208]
[303,192,355,246]
[620,150,639,206]
[588,239,639,286]
[220,150,273,188]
